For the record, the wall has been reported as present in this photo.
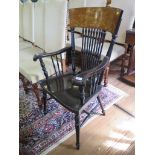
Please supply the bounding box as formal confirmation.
[19,0,67,53]
[22,1,34,42]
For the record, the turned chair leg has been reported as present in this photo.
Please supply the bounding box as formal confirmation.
[42,91,47,115]
[19,74,29,93]
[75,113,80,150]
[32,83,42,108]
[121,43,128,77]
[97,96,105,116]
[104,65,110,87]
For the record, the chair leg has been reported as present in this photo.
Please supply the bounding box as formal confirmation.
[42,91,47,115]
[97,96,105,116]
[104,65,110,87]
[120,54,126,77]
[75,113,80,150]
[19,74,29,94]
[32,83,42,108]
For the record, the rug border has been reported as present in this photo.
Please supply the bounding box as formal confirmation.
[40,115,98,155]
[104,84,128,110]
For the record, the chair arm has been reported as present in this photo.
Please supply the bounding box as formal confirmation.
[33,46,72,61]
[72,56,109,86]
[105,39,128,48]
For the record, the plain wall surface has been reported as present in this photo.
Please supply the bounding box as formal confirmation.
[44,0,67,52]
[19,2,23,37]
[110,0,135,43]
[34,1,45,49]
[22,2,34,42]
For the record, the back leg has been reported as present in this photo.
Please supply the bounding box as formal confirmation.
[97,96,105,116]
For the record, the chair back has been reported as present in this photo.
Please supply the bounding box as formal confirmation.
[69,7,123,71]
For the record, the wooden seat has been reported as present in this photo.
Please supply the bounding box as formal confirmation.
[34,6,123,149]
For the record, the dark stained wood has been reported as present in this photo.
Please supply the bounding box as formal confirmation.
[42,90,47,114]
[121,29,135,86]
[125,29,135,45]
[104,64,110,87]
[127,46,135,75]
[75,114,80,150]
[121,73,135,86]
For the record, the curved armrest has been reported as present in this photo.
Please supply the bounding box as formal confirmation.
[105,39,127,48]
[72,56,109,86]
[33,46,72,61]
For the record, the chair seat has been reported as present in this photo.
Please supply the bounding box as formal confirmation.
[19,46,59,84]
[41,74,102,113]
[66,38,125,62]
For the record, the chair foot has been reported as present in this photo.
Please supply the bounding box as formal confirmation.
[97,96,105,116]
[76,143,80,150]
[75,114,80,150]
[104,83,108,87]
[104,65,110,87]
[43,91,47,115]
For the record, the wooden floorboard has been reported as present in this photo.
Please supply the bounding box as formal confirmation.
[47,61,135,155]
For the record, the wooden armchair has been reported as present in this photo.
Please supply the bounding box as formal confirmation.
[33,6,123,149]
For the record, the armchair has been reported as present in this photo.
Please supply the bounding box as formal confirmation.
[33,6,123,149]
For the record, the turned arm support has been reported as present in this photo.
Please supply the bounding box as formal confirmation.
[72,56,109,104]
[72,56,109,86]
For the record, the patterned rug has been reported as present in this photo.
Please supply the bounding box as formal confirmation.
[19,80,127,155]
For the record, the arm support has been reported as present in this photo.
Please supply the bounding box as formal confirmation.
[72,56,109,86]
[33,46,72,61]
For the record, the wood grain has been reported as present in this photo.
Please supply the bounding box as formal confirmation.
[69,7,123,34]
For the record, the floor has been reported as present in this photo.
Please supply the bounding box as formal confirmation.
[47,61,135,155]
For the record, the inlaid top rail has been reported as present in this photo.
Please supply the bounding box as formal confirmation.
[69,7,123,34]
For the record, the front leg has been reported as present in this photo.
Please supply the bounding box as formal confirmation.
[75,113,80,149]
[42,91,47,115]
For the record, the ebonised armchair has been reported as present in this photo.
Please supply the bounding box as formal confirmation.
[33,6,123,149]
